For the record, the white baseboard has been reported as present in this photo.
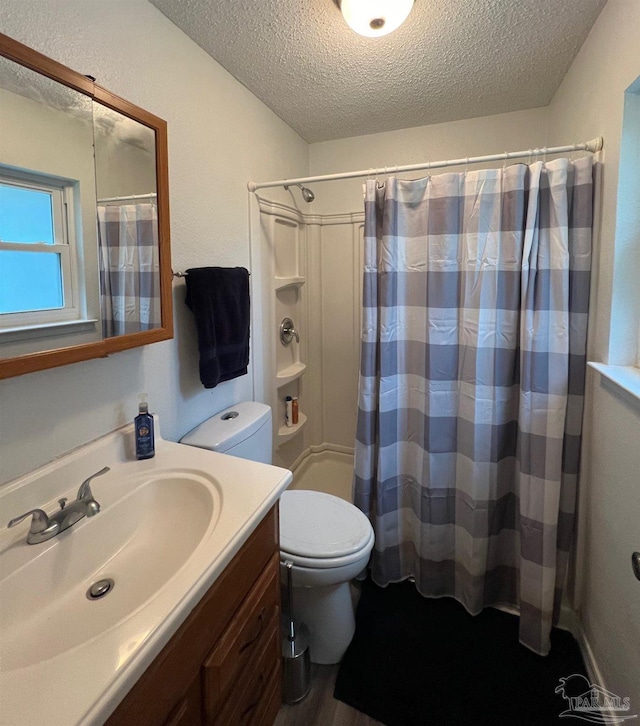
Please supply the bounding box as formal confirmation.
[576,630,607,691]
[557,608,618,723]
[557,606,600,684]
[572,625,616,721]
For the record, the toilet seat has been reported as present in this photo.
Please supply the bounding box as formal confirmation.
[280,490,374,569]
[280,529,374,569]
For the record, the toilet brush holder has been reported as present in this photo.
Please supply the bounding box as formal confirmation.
[282,560,311,704]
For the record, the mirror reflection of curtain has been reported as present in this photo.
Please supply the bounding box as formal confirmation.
[98,203,160,337]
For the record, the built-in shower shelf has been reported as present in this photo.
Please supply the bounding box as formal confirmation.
[276,361,306,387]
[274,276,305,291]
[277,412,308,444]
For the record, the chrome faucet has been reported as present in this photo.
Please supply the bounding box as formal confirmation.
[7,466,110,545]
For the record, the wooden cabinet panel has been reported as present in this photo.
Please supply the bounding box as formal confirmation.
[162,678,202,726]
[106,507,280,726]
[208,633,280,726]
[203,554,280,718]
[256,667,282,726]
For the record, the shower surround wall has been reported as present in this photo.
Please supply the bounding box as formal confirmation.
[256,199,364,473]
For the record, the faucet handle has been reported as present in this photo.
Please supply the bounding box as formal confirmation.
[8,508,49,531]
[280,317,300,345]
[77,466,110,501]
[8,509,59,538]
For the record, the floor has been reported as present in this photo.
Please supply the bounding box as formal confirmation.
[274,664,383,726]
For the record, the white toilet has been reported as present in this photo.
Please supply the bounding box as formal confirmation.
[279,489,374,664]
[181,401,375,665]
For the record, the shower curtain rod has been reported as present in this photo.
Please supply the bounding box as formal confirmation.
[247,136,603,192]
[97,192,157,203]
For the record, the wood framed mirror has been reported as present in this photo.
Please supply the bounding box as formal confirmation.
[0,32,172,379]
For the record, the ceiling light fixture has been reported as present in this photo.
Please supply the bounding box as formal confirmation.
[337,0,415,38]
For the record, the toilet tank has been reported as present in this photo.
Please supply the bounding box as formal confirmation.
[180,402,273,465]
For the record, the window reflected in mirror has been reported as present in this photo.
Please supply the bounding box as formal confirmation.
[0,54,99,356]
[0,180,64,314]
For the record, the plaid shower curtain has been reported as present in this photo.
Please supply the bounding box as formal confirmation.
[354,157,593,655]
[98,203,160,337]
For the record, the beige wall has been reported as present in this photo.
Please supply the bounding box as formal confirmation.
[94,117,157,200]
[545,0,640,710]
[308,106,550,215]
[547,0,640,365]
[0,0,308,485]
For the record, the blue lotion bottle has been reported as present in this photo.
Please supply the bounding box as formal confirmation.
[135,394,155,460]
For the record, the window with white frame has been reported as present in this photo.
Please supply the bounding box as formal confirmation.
[0,168,82,331]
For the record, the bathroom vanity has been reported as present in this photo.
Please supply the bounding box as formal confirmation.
[0,424,292,725]
[107,507,281,726]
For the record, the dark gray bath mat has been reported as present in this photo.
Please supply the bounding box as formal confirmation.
[334,579,588,725]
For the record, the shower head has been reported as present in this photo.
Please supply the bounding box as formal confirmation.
[300,186,315,203]
[284,183,315,203]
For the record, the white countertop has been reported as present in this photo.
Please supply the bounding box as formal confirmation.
[0,422,292,725]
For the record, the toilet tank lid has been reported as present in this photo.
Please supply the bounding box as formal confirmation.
[180,402,271,452]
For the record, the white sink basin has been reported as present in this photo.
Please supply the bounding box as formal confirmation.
[0,422,292,726]
[1,470,220,670]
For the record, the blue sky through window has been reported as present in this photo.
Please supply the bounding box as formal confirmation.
[0,184,55,244]
[0,183,63,314]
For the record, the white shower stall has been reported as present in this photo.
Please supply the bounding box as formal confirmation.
[252,196,365,502]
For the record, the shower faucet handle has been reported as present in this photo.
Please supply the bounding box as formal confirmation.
[280,318,300,346]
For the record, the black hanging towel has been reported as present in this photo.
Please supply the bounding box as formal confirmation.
[184,266,250,388]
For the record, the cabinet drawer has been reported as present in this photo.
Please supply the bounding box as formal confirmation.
[162,678,201,726]
[254,666,281,726]
[203,553,280,718]
[208,630,279,726]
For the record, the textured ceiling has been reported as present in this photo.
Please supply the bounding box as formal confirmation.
[0,54,92,118]
[149,0,606,143]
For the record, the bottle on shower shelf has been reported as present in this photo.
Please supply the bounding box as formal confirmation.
[292,397,299,425]
[285,396,293,428]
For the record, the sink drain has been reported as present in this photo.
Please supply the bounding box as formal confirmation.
[87,578,115,600]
